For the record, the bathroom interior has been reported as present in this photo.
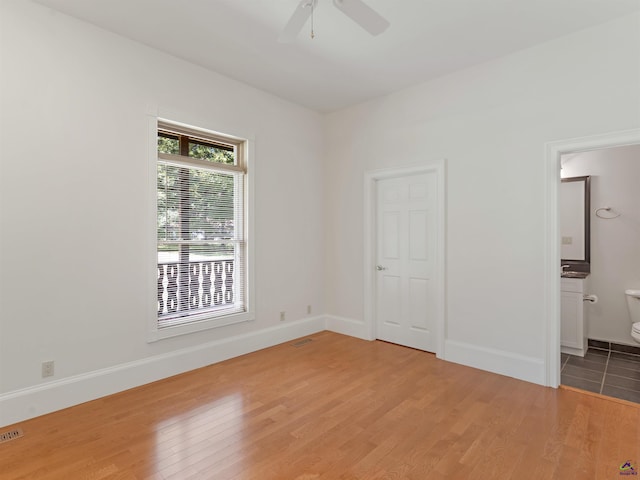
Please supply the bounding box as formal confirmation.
[559,143,640,403]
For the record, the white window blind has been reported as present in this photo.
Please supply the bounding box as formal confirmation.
[156,121,247,328]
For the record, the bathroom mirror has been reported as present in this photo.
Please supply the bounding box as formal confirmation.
[560,176,590,268]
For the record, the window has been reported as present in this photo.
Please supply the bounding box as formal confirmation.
[154,120,250,335]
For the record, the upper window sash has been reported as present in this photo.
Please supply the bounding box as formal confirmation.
[158,120,246,170]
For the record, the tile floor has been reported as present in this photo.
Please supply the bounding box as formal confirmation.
[561,347,640,403]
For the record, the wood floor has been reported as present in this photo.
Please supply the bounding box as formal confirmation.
[1,331,639,479]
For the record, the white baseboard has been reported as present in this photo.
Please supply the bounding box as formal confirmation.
[560,344,587,358]
[325,315,372,340]
[444,339,545,385]
[0,316,325,428]
[1,317,550,427]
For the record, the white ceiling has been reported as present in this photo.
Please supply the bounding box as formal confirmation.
[33,0,640,112]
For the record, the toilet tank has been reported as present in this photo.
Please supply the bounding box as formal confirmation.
[626,289,640,323]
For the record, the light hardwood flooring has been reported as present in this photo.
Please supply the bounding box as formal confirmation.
[1,331,639,479]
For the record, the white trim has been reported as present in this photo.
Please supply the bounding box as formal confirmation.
[158,152,244,173]
[445,340,545,385]
[544,128,640,387]
[153,310,255,341]
[153,106,256,145]
[325,315,371,340]
[0,316,325,428]
[363,161,447,358]
[147,114,160,340]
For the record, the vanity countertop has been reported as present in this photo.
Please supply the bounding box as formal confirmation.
[561,271,590,279]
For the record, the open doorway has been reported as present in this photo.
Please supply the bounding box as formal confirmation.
[559,144,640,403]
[544,128,640,396]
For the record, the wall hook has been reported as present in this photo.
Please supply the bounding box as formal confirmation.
[595,207,620,219]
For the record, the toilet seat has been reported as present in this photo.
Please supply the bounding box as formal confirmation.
[627,291,640,343]
[632,323,640,343]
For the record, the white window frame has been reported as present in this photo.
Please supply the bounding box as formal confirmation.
[147,115,255,342]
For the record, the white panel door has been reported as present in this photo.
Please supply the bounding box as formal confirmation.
[376,173,437,352]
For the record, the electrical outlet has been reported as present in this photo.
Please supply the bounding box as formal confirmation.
[42,361,54,378]
[280,311,286,321]
[307,305,312,314]
[562,236,573,245]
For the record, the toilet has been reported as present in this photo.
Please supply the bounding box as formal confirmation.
[626,289,640,343]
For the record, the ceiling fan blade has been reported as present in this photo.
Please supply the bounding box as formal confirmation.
[278,0,317,43]
[332,0,389,35]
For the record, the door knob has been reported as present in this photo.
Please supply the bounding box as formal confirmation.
[376,265,387,271]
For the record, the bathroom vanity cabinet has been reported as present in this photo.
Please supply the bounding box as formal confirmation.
[561,277,589,357]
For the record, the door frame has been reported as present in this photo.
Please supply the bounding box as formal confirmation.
[544,128,640,387]
[363,161,446,358]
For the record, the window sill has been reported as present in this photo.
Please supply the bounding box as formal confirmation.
[147,310,255,342]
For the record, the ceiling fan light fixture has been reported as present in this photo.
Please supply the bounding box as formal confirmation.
[278,0,318,43]
[278,0,389,43]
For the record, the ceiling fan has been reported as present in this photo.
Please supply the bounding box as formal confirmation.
[278,0,390,42]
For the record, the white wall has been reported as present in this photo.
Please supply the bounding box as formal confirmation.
[0,0,325,425]
[323,13,640,382]
[561,144,640,345]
